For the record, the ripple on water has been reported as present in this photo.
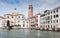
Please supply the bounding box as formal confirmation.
[0,29,60,38]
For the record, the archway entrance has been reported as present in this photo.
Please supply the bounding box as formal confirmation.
[7,20,10,27]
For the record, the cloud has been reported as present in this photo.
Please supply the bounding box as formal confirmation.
[0,0,60,18]
[44,0,57,4]
[37,4,49,13]
[35,0,57,4]
[0,0,20,4]
[40,4,52,10]
[34,0,60,13]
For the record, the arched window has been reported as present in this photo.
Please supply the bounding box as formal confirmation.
[51,25,52,28]
[7,16,9,18]
[12,16,13,18]
[18,16,20,18]
[48,25,49,28]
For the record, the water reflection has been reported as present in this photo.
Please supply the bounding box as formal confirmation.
[0,29,60,38]
[36,30,40,37]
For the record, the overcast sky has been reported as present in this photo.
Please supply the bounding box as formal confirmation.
[0,0,60,18]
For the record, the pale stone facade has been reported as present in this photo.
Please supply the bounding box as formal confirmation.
[40,6,60,31]
[3,13,29,28]
[0,5,40,29]
[0,16,5,28]
[28,5,41,29]
[0,8,29,29]
[29,13,41,29]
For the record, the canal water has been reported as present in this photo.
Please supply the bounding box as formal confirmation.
[0,29,60,38]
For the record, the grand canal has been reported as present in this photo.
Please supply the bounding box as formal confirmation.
[0,29,60,38]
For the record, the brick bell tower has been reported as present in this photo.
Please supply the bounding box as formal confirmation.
[28,5,33,19]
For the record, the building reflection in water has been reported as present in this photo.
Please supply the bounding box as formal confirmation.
[36,30,40,37]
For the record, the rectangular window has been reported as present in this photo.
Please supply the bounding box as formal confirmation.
[48,25,49,28]
[51,20,52,23]
[54,11,55,13]
[51,25,52,28]
[23,21,25,23]
[51,11,52,14]
[57,20,58,23]
[54,15,55,18]
[23,24,25,27]
[56,9,58,12]
[56,14,58,17]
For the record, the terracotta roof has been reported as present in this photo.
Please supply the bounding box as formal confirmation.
[4,13,24,16]
[36,13,41,15]
[17,14,24,16]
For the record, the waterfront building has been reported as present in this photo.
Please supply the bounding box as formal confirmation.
[0,16,5,28]
[0,8,30,29]
[28,5,41,29]
[35,13,41,29]
[0,5,42,29]
[29,13,41,29]
[40,6,60,31]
